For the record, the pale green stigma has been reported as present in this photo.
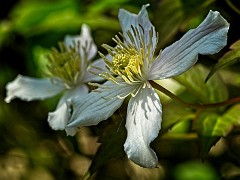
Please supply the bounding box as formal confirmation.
[46,42,87,88]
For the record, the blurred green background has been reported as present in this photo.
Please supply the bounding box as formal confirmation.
[1,0,240,179]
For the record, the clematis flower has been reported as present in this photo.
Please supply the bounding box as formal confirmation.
[5,24,105,135]
[67,5,229,167]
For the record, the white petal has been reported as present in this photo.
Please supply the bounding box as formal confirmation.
[67,81,140,127]
[149,10,229,80]
[5,75,65,103]
[83,58,106,82]
[64,24,97,60]
[57,84,89,106]
[65,127,79,136]
[124,84,162,168]
[118,4,157,55]
[47,99,79,136]
[47,85,89,132]
[48,101,71,130]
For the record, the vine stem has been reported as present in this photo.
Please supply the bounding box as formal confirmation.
[149,80,240,109]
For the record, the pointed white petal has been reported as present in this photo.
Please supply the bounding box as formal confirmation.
[48,101,71,130]
[5,75,65,103]
[118,4,157,55]
[47,98,80,136]
[83,58,106,82]
[47,85,89,132]
[67,81,140,127]
[64,24,97,60]
[124,84,162,168]
[149,10,229,80]
[65,127,79,136]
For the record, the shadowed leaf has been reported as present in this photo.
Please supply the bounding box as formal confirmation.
[161,102,194,132]
[87,118,127,177]
[206,40,240,82]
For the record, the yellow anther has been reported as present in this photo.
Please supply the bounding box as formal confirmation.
[98,25,157,84]
[109,48,143,84]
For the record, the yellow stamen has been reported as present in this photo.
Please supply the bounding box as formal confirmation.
[111,49,143,83]
[97,25,158,85]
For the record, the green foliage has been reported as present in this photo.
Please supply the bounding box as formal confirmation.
[174,161,218,180]
[174,64,228,103]
[195,104,240,158]
[206,40,240,82]
[196,104,240,137]
[1,0,240,179]
[153,0,184,48]
[161,102,194,132]
[154,0,215,49]
[87,118,127,177]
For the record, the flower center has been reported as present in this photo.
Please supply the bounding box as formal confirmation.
[97,25,157,85]
[98,34,146,84]
[111,49,143,83]
[46,42,86,88]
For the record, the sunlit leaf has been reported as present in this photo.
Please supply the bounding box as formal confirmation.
[214,104,240,136]
[9,0,121,36]
[194,111,220,159]
[195,104,240,158]
[206,40,240,82]
[10,0,78,33]
[174,64,228,103]
[174,161,218,180]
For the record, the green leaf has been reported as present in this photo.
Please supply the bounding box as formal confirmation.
[154,0,184,49]
[174,64,228,103]
[10,0,78,33]
[174,161,218,180]
[154,0,215,49]
[214,104,240,136]
[9,0,121,36]
[194,111,220,159]
[161,102,194,132]
[87,118,127,177]
[195,104,240,158]
[196,104,240,138]
[180,0,216,31]
[206,40,240,82]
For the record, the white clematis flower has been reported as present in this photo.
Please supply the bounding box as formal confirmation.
[5,24,105,135]
[67,5,229,167]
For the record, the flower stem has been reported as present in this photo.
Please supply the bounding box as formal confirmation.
[149,80,240,109]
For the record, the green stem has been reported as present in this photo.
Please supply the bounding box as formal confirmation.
[149,80,240,109]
